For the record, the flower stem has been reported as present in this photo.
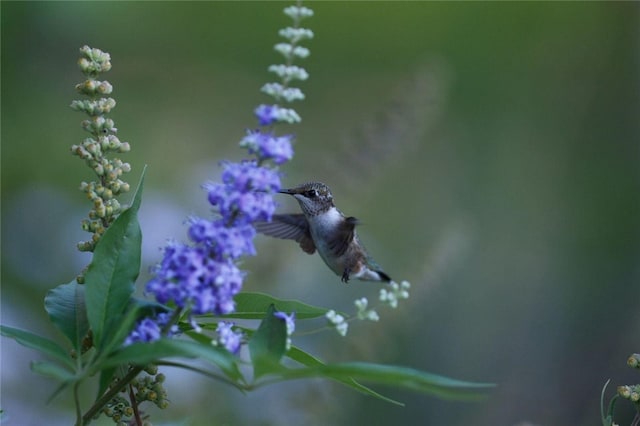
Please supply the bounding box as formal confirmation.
[81,365,144,425]
[128,382,143,426]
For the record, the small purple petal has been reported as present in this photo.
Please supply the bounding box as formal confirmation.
[216,321,243,354]
[255,104,279,126]
[124,318,162,345]
[274,311,296,336]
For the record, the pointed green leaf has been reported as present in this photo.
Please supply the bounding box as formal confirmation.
[1,325,73,368]
[322,363,494,399]
[228,292,328,319]
[31,361,76,382]
[249,304,287,378]
[85,169,145,349]
[270,362,494,402]
[287,346,404,406]
[45,280,88,352]
[102,339,242,382]
[287,345,324,367]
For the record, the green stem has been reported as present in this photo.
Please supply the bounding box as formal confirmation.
[73,381,82,426]
[81,365,144,425]
[82,308,183,424]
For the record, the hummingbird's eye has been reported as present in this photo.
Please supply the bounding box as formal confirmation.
[306,189,318,198]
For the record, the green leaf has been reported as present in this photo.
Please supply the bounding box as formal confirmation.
[45,280,88,352]
[1,325,73,368]
[31,361,76,382]
[98,303,143,358]
[271,362,494,402]
[228,292,329,319]
[97,366,118,401]
[287,345,324,367]
[249,304,287,378]
[84,169,145,350]
[323,362,494,400]
[102,339,243,382]
[287,346,404,406]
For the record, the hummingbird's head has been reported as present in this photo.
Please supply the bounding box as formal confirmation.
[280,182,335,216]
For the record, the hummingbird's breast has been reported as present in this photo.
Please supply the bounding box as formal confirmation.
[313,231,361,277]
[308,207,365,278]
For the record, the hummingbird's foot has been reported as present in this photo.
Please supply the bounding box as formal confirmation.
[341,268,351,283]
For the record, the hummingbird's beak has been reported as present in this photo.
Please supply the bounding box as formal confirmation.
[279,188,295,195]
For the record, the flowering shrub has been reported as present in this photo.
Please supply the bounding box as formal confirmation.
[0,3,492,425]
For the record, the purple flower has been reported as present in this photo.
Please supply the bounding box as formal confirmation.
[221,160,281,193]
[274,311,295,336]
[274,311,295,350]
[206,187,277,224]
[236,191,277,222]
[258,134,294,165]
[147,160,280,319]
[216,322,243,354]
[205,163,280,224]
[125,317,161,345]
[255,104,279,126]
[188,218,256,259]
[146,242,243,315]
[240,130,294,164]
[124,312,177,346]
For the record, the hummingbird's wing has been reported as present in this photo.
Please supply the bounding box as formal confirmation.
[254,214,316,254]
[326,216,358,257]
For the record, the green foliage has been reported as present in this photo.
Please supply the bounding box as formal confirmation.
[286,345,405,406]
[275,362,493,401]
[84,169,144,351]
[45,280,89,353]
[105,339,243,383]
[227,292,330,319]
[0,325,73,370]
[2,170,147,424]
[31,360,77,382]
[249,304,288,378]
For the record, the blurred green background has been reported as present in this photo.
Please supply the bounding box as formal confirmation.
[2,2,639,425]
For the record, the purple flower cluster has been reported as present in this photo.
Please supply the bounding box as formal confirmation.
[254,104,279,126]
[127,102,294,350]
[146,242,243,315]
[216,322,243,354]
[188,218,256,259]
[205,160,282,223]
[240,130,294,165]
[125,312,177,346]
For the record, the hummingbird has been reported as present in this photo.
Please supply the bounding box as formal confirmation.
[255,182,391,283]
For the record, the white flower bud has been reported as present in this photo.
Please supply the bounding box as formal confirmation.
[283,5,314,20]
[278,27,314,42]
[268,64,309,82]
